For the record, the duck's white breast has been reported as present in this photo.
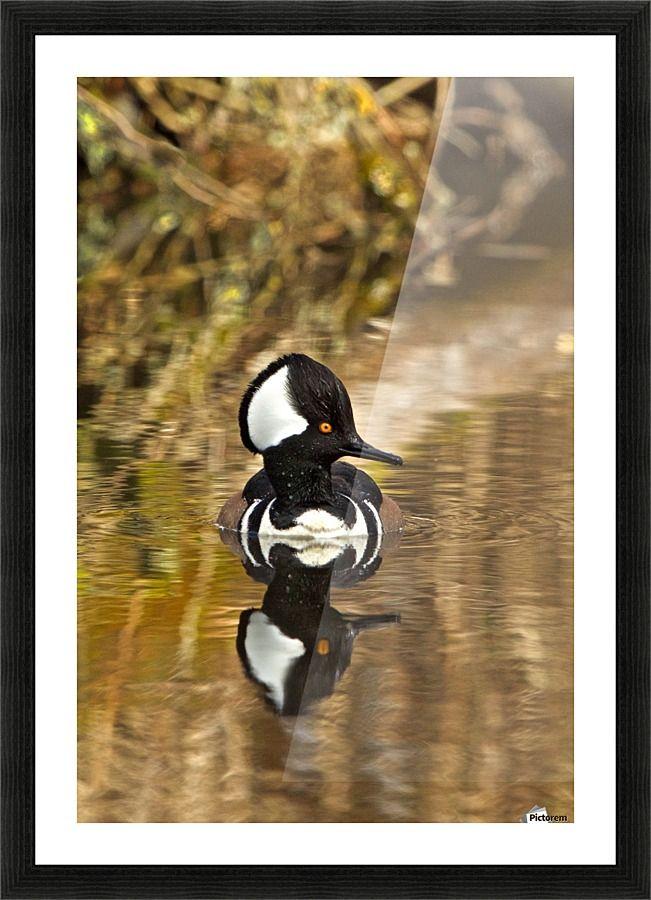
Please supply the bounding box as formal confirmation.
[257,498,368,538]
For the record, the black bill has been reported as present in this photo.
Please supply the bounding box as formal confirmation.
[340,439,403,467]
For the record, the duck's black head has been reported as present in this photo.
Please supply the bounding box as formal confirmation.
[238,353,402,467]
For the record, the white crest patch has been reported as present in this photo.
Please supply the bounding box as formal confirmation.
[244,612,305,710]
[247,365,308,452]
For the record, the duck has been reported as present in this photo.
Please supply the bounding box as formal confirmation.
[217,353,404,538]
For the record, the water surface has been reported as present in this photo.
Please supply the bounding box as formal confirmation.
[78,285,573,823]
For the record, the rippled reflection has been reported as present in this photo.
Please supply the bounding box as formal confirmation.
[226,534,400,716]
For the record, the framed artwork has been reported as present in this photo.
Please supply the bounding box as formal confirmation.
[1,1,649,897]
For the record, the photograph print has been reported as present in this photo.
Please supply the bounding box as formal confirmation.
[77,75,573,825]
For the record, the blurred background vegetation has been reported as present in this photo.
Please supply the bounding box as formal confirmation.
[78,76,564,457]
[78,78,447,436]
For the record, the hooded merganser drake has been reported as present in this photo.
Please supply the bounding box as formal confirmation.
[217,353,404,538]
[236,540,400,715]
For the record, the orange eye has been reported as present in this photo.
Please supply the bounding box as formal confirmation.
[319,421,333,434]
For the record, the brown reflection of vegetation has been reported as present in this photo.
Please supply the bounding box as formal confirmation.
[78,77,573,823]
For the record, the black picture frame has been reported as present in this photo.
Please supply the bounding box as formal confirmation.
[2,2,649,897]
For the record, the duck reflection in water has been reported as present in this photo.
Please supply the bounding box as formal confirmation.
[220,527,400,716]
